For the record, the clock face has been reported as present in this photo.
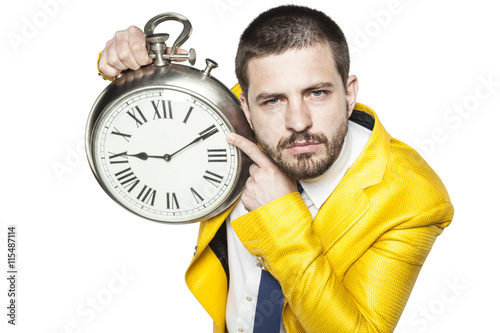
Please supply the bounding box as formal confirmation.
[92,88,239,222]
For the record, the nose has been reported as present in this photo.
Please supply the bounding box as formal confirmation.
[284,99,313,132]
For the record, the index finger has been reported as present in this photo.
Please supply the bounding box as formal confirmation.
[226,133,273,167]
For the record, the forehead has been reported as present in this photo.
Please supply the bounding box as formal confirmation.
[245,43,340,97]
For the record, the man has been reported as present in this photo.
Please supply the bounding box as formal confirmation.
[98,5,453,333]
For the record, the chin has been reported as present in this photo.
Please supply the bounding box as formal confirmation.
[278,152,335,180]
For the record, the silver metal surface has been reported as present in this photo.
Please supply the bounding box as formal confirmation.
[202,58,218,77]
[144,12,196,65]
[146,33,170,67]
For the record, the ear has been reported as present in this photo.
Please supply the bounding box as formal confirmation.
[239,93,254,130]
[345,75,359,117]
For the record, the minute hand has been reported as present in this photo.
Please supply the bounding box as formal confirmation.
[165,127,219,161]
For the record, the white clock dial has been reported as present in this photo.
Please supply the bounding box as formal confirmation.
[92,88,238,222]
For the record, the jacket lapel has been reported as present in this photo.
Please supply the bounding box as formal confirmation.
[190,209,230,265]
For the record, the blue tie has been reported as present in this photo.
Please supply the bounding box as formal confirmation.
[253,270,283,332]
[297,181,303,194]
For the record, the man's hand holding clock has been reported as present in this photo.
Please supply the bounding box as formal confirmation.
[98,25,188,80]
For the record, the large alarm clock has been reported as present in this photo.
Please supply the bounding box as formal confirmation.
[85,13,254,223]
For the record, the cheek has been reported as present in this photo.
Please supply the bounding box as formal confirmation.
[250,110,283,133]
[254,124,276,144]
[319,116,346,138]
[310,101,348,131]
[252,120,282,149]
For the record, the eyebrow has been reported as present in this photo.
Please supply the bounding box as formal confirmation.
[301,81,335,94]
[255,81,335,102]
[255,92,285,103]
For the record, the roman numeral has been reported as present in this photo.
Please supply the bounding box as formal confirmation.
[111,127,131,142]
[137,185,156,206]
[183,106,194,124]
[166,192,180,210]
[115,167,140,192]
[203,170,224,187]
[127,106,148,127]
[199,125,219,140]
[190,187,204,204]
[152,100,173,119]
[108,151,128,164]
[207,149,228,163]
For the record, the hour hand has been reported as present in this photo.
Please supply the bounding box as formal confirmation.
[125,152,165,160]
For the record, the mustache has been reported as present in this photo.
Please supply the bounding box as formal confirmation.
[277,131,329,150]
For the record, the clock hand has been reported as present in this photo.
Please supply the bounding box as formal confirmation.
[164,127,219,161]
[125,152,165,160]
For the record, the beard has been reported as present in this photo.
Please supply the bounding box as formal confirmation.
[256,116,348,180]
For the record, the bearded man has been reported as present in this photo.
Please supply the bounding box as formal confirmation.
[98,5,454,333]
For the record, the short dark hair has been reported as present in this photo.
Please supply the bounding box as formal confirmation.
[235,5,350,96]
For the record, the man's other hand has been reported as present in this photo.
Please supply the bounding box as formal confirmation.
[227,133,298,212]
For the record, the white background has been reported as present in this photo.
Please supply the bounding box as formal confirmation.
[1,0,499,332]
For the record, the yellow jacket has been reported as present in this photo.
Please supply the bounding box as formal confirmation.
[185,101,454,333]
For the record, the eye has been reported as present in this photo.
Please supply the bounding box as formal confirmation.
[265,98,280,105]
[311,90,324,97]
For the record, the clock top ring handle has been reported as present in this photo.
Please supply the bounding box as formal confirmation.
[144,12,196,67]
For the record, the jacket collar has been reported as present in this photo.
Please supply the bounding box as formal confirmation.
[348,102,391,189]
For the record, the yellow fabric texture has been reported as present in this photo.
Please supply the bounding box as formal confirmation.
[185,85,453,332]
[185,87,453,332]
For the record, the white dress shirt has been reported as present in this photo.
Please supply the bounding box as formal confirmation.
[225,121,372,333]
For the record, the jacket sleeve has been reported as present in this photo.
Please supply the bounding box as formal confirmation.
[230,192,453,333]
